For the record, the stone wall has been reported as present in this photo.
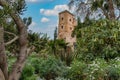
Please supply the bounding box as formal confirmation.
[58,10,77,50]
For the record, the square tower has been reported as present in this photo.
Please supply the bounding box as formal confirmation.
[58,10,77,50]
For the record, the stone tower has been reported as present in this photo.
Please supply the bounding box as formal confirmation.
[58,10,77,50]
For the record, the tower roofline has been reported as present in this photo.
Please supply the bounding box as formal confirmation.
[59,10,74,16]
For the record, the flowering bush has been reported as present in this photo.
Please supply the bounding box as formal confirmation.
[85,58,107,80]
[64,58,120,80]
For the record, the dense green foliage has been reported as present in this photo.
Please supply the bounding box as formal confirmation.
[2,1,119,79]
[7,19,120,80]
[1,0,119,79]
[19,54,67,80]
[28,32,49,53]
[74,19,120,61]
[65,58,120,80]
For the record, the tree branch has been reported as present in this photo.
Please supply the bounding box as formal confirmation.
[4,31,19,46]
[108,0,115,20]
[5,36,18,46]
[4,31,16,37]
[0,26,8,80]
[27,46,35,55]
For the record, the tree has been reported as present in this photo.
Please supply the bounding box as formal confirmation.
[53,27,57,55]
[69,0,120,20]
[74,19,120,61]
[0,26,8,80]
[28,32,49,54]
[0,0,32,80]
[4,17,32,55]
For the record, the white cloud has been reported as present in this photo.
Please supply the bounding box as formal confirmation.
[40,24,56,39]
[0,6,3,9]
[28,24,57,39]
[40,4,69,16]
[41,17,50,23]
[29,22,36,27]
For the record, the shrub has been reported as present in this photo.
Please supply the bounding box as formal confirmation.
[31,56,66,80]
[85,58,108,80]
[20,64,36,80]
[64,60,87,80]
[105,57,120,80]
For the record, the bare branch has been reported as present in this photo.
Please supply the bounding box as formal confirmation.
[4,31,16,37]
[27,46,35,55]
[4,31,19,46]
[5,36,18,46]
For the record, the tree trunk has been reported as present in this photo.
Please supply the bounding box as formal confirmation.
[108,0,115,20]
[8,11,28,80]
[0,26,8,80]
[0,69,5,80]
[0,0,28,80]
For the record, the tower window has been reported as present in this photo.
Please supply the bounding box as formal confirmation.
[62,17,63,20]
[61,26,63,29]
[64,37,66,40]
[70,27,72,30]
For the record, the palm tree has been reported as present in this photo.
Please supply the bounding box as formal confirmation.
[48,39,74,66]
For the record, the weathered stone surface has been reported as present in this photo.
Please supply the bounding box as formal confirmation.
[58,10,77,50]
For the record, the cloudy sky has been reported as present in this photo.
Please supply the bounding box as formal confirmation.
[23,0,71,39]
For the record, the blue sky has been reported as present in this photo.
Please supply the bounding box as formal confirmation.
[23,0,70,39]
